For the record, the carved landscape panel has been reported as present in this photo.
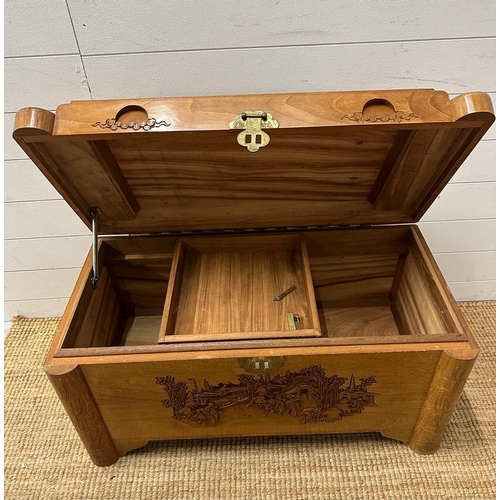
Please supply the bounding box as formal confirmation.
[156,365,377,426]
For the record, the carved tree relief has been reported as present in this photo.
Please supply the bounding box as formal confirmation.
[156,365,377,426]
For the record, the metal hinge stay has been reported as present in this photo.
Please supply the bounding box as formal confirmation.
[90,207,99,290]
[136,224,372,238]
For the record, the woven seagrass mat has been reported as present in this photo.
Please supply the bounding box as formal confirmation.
[4,302,495,500]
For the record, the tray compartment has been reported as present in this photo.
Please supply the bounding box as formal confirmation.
[306,227,463,338]
[391,234,459,335]
[159,233,321,342]
[62,239,172,348]
[61,264,122,348]
[306,229,403,338]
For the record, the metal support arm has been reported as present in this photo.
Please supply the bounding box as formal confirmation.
[90,207,99,289]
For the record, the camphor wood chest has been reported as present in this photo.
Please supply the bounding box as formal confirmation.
[14,89,494,466]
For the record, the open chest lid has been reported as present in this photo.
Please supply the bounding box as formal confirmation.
[13,89,494,234]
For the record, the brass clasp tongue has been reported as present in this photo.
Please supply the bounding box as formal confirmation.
[229,110,279,152]
[287,313,301,330]
[237,356,285,373]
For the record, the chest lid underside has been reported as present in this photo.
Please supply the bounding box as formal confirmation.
[13,89,494,234]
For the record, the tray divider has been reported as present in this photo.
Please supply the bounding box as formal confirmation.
[159,240,185,342]
[299,235,322,336]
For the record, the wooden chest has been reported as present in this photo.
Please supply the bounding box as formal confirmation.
[13,90,494,466]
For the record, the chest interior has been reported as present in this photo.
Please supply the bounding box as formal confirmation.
[13,90,493,352]
[61,225,463,349]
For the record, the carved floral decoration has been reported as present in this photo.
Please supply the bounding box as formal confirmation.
[92,117,170,131]
[341,111,419,123]
[156,365,377,426]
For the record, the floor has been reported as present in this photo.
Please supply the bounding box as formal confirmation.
[4,302,495,500]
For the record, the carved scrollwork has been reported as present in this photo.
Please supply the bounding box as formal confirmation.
[92,117,170,131]
[156,365,377,427]
[341,111,419,124]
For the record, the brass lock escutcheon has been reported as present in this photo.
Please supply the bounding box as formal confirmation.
[229,110,279,152]
[237,356,285,373]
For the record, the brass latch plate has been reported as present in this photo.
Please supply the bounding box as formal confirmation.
[237,356,285,373]
[229,110,279,152]
[287,313,302,331]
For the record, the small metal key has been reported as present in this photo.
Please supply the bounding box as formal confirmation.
[274,286,297,301]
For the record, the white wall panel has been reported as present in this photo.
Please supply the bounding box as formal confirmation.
[5,298,70,319]
[5,200,90,240]
[83,38,495,100]
[5,56,90,113]
[5,236,91,272]
[419,219,495,253]
[67,0,494,55]
[421,182,495,222]
[449,141,495,184]
[5,0,78,57]
[4,113,27,160]
[449,281,495,301]
[435,251,495,283]
[5,160,62,202]
[5,268,81,301]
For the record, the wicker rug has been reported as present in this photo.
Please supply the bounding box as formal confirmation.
[4,302,495,500]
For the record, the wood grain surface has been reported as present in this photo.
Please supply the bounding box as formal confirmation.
[318,306,400,337]
[12,90,494,233]
[46,365,119,466]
